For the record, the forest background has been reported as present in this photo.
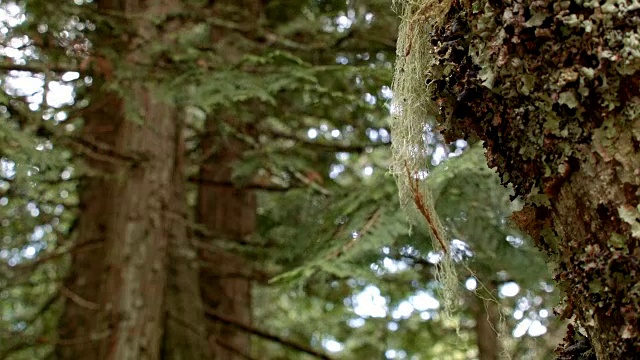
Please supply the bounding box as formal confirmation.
[1,0,567,359]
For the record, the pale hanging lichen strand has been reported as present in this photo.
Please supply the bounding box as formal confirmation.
[390,0,458,316]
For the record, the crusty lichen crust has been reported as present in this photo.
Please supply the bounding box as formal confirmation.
[392,0,640,357]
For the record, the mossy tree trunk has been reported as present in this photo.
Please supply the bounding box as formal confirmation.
[398,0,640,358]
[56,0,210,359]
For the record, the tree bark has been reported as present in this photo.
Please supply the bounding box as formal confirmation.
[162,119,212,360]
[195,2,263,358]
[56,82,175,360]
[57,1,210,359]
[197,113,256,358]
[411,0,640,357]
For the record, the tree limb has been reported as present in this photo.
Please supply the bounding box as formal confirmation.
[204,309,333,360]
[0,62,77,74]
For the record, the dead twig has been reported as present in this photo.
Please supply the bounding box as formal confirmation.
[205,309,333,360]
[60,286,100,310]
[326,208,382,260]
[404,161,448,253]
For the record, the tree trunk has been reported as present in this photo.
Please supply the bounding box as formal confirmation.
[162,119,212,360]
[405,0,640,357]
[197,111,256,358]
[195,2,263,358]
[56,84,174,360]
[57,1,210,359]
[472,285,501,360]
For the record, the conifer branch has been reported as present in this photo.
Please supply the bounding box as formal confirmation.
[291,170,332,196]
[5,290,61,331]
[266,128,389,153]
[1,239,103,274]
[0,290,62,359]
[205,309,333,360]
[326,208,382,259]
[0,62,77,74]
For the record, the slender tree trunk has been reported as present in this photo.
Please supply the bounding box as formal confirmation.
[197,112,256,358]
[472,285,501,360]
[195,2,263,358]
[197,117,256,358]
[57,1,210,359]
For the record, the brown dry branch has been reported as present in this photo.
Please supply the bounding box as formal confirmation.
[326,208,382,260]
[205,308,333,360]
[404,161,448,253]
[60,286,100,310]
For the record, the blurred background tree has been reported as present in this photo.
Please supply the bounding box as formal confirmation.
[1,0,562,359]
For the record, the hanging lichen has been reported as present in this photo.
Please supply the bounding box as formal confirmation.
[390,0,459,317]
[390,0,445,209]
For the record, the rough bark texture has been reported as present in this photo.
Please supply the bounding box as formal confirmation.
[195,2,263,358]
[57,0,210,359]
[197,112,256,358]
[418,0,640,358]
[57,86,174,360]
[162,121,212,360]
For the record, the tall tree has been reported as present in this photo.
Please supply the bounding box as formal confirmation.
[392,0,640,358]
[197,113,256,357]
[55,0,210,358]
[192,1,263,357]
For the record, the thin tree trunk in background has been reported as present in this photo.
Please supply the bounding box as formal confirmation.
[472,285,501,360]
[197,2,263,358]
[198,113,256,358]
[57,1,210,359]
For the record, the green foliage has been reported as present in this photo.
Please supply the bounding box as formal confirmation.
[257,141,559,358]
[427,145,548,283]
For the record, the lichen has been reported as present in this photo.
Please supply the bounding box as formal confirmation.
[390,0,458,318]
[392,0,640,355]
[619,204,640,239]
